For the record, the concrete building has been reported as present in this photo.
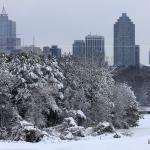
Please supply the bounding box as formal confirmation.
[73,40,85,58]
[22,46,42,55]
[114,13,135,66]
[85,35,105,64]
[135,45,140,66]
[43,46,52,56]
[0,7,19,51]
[16,38,21,50]
[50,45,61,59]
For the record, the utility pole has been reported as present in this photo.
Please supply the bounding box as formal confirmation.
[32,36,35,51]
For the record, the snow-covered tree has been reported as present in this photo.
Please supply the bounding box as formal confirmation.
[0,52,64,131]
[112,83,139,128]
[60,56,139,127]
[0,52,139,141]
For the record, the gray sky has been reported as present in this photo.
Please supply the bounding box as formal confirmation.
[3,0,150,65]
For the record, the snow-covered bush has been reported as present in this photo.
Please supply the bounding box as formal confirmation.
[44,117,85,140]
[93,122,115,135]
[65,110,86,126]
[60,131,74,140]
[64,117,78,127]
[10,120,47,142]
[112,83,139,128]
[60,56,139,128]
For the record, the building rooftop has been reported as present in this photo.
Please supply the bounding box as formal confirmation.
[85,35,104,39]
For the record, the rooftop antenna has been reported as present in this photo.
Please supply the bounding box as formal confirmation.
[1,4,7,15]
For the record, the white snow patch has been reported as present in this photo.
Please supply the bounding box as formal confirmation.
[29,72,38,79]
[64,117,78,127]
[59,92,64,100]
[76,110,87,120]
[46,66,52,72]
[57,82,64,89]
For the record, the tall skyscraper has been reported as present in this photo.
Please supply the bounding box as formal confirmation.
[114,13,135,66]
[73,40,85,58]
[85,35,105,64]
[0,7,19,51]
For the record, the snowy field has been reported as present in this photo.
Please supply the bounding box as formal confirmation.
[1,115,150,150]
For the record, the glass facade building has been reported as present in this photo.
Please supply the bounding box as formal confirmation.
[114,13,135,66]
[85,35,105,64]
[0,7,17,51]
[73,40,85,58]
[50,45,61,59]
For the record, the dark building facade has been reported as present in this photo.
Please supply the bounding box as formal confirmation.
[0,7,19,51]
[149,51,150,65]
[114,13,135,66]
[73,40,85,58]
[135,45,140,66]
[50,45,61,59]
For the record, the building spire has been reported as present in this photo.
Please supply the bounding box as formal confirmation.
[1,5,7,16]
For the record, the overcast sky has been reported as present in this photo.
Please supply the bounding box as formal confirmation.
[2,0,150,65]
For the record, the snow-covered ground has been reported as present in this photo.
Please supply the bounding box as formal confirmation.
[1,115,150,150]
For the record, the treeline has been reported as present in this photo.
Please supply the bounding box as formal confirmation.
[0,52,139,142]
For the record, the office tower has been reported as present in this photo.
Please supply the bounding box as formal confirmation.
[0,7,17,51]
[50,45,61,59]
[85,35,105,64]
[73,40,85,58]
[135,45,140,66]
[114,13,135,66]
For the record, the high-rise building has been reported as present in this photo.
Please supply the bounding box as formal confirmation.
[50,45,61,59]
[135,45,140,66]
[114,13,135,66]
[85,35,105,64]
[0,7,18,51]
[73,40,85,58]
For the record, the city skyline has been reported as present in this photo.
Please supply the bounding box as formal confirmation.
[73,35,105,65]
[2,0,150,65]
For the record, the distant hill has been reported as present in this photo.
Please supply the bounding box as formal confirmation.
[113,66,150,106]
